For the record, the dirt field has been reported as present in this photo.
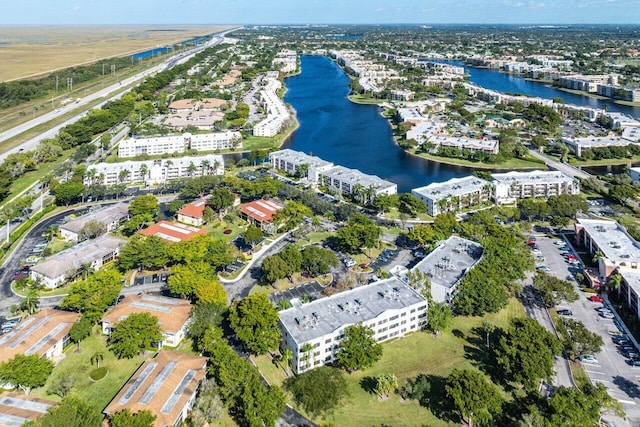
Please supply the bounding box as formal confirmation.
[0,25,235,82]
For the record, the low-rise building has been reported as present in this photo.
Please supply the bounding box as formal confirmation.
[0,309,80,363]
[30,235,126,289]
[429,135,499,155]
[630,167,640,183]
[86,154,224,187]
[240,199,284,229]
[492,170,578,204]
[139,221,206,243]
[618,269,640,322]
[561,135,633,157]
[253,74,290,137]
[103,350,207,427]
[319,165,397,198]
[117,132,241,158]
[0,392,57,426]
[279,278,427,373]
[59,203,129,242]
[101,295,192,348]
[176,199,208,227]
[412,176,491,216]
[575,218,640,288]
[168,98,227,113]
[269,149,335,182]
[410,236,484,303]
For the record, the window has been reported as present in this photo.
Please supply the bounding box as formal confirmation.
[410,317,416,321]
[378,319,388,325]
[314,343,320,348]
[325,338,332,344]
[401,320,407,325]
[378,327,388,333]
[390,315,399,321]
[401,312,407,317]
[410,309,416,313]
[390,323,399,329]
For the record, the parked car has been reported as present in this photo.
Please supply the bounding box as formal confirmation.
[553,240,564,246]
[599,311,615,319]
[627,359,640,366]
[579,355,598,364]
[557,309,573,316]
[536,265,551,272]
[590,295,604,303]
[613,335,630,344]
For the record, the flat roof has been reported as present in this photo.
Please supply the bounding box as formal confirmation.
[101,295,191,335]
[0,309,80,363]
[104,350,207,427]
[61,203,129,235]
[139,221,206,243]
[412,176,490,202]
[620,269,640,297]
[321,165,397,192]
[562,136,630,148]
[240,199,283,223]
[279,277,426,345]
[412,236,484,290]
[492,170,574,185]
[0,393,56,427]
[269,149,334,170]
[576,218,640,264]
[30,235,126,279]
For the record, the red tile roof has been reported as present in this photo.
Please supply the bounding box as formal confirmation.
[239,199,283,223]
[176,200,207,219]
[140,221,206,243]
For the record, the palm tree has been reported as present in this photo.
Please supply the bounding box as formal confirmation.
[118,169,130,184]
[281,348,293,376]
[592,250,604,264]
[22,290,39,315]
[187,162,197,177]
[300,343,315,370]
[98,173,105,186]
[139,163,148,180]
[352,183,364,203]
[200,159,211,175]
[436,198,448,215]
[90,351,104,369]
[608,274,622,293]
[79,262,94,280]
[213,159,221,174]
[483,183,493,203]
[86,168,97,185]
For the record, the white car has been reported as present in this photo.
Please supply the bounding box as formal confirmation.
[579,355,598,364]
[554,240,564,246]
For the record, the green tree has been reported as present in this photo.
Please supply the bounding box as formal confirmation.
[189,378,223,425]
[279,244,303,279]
[556,318,604,360]
[21,289,39,315]
[187,301,225,351]
[545,383,622,427]
[301,246,339,276]
[109,409,157,427]
[60,269,123,322]
[166,262,215,299]
[243,224,264,249]
[336,213,381,255]
[445,369,503,427]
[108,313,163,359]
[260,254,289,285]
[426,302,452,335]
[336,324,382,372]
[25,396,103,427]
[273,201,312,230]
[406,224,437,248]
[69,316,93,350]
[229,293,281,355]
[47,375,75,398]
[609,184,639,203]
[78,219,106,241]
[494,318,562,391]
[129,194,159,217]
[373,373,398,399]
[533,272,579,308]
[284,366,349,416]
[0,354,54,395]
[90,351,104,369]
[209,187,235,213]
[53,180,85,206]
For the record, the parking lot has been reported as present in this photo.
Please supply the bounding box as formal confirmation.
[269,281,324,306]
[535,234,640,421]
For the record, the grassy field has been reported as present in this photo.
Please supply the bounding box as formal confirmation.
[568,155,640,166]
[412,151,545,170]
[348,95,386,105]
[30,333,146,412]
[0,25,233,82]
[255,298,526,427]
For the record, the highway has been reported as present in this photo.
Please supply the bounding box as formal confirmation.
[0,28,239,163]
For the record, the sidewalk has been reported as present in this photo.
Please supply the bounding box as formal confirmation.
[219,230,292,284]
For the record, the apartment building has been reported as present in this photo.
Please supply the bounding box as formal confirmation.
[429,135,499,155]
[630,167,640,183]
[268,149,334,182]
[30,235,126,289]
[492,170,579,204]
[140,221,206,243]
[117,131,241,158]
[239,199,283,229]
[412,176,491,216]
[85,154,224,187]
[176,199,208,226]
[253,73,290,137]
[0,309,80,363]
[273,50,297,73]
[101,295,192,348]
[561,135,633,157]
[104,350,207,427]
[279,278,427,373]
[60,203,129,242]
[411,236,484,303]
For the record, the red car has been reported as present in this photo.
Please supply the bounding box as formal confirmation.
[566,254,578,260]
[590,295,604,303]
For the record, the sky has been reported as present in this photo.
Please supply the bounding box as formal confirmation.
[1,0,640,25]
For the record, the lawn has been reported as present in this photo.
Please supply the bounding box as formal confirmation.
[254,298,526,427]
[205,220,246,242]
[348,95,386,105]
[30,333,147,412]
[294,231,332,247]
[413,151,545,170]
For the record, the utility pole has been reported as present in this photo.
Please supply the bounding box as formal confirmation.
[111,65,115,76]
[55,75,58,92]
[67,77,73,92]
[102,63,105,76]
[5,219,9,244]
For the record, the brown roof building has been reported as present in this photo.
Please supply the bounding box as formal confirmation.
[103,350,207,427]
[176,199,208,227]
[168,98,226,113]
[139,221,206,243]
[0,309,80,363]
[239,199,283,229]
[101,295,192,348]
[0,392,57,427]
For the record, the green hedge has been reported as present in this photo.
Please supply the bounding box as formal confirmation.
[0,205,56,258]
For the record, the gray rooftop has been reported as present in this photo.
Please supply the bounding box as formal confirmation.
[412,236,484,290]
[619,269,640,297]
[269,149,334,169]
[321,165,397,192]
[31,235,127,279]
[412,176,490,202]
[577,218,640,264]
[279,277,426,345]
[61,203,129,235]
[492,170,574,185]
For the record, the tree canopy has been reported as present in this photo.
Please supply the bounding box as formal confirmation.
[24,396,103,427]
[284,366,349,416]
[336,324,382,372]
[0,354,53,395]
[229,293,281,355]
[445,369,503,427]
[336,213,381,254]
[109,409,157,427]
[108,313,163,359]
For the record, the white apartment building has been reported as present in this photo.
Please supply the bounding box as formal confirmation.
[411,236,484,303]
[279,278,427,373]
[273,50,297,73]
[319,165,397,198]
[117,132,241,158]
[30,235,126,289]
[412,176,491,216]
[492,170,579,204]
[630,167,640,183]
[60,203,130,242]
[253,74,290,137]
[86,154,224,187]
[429,135,499,155]
[561,135,633,157]
[406,121,445,143]
[269,149,335,182]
